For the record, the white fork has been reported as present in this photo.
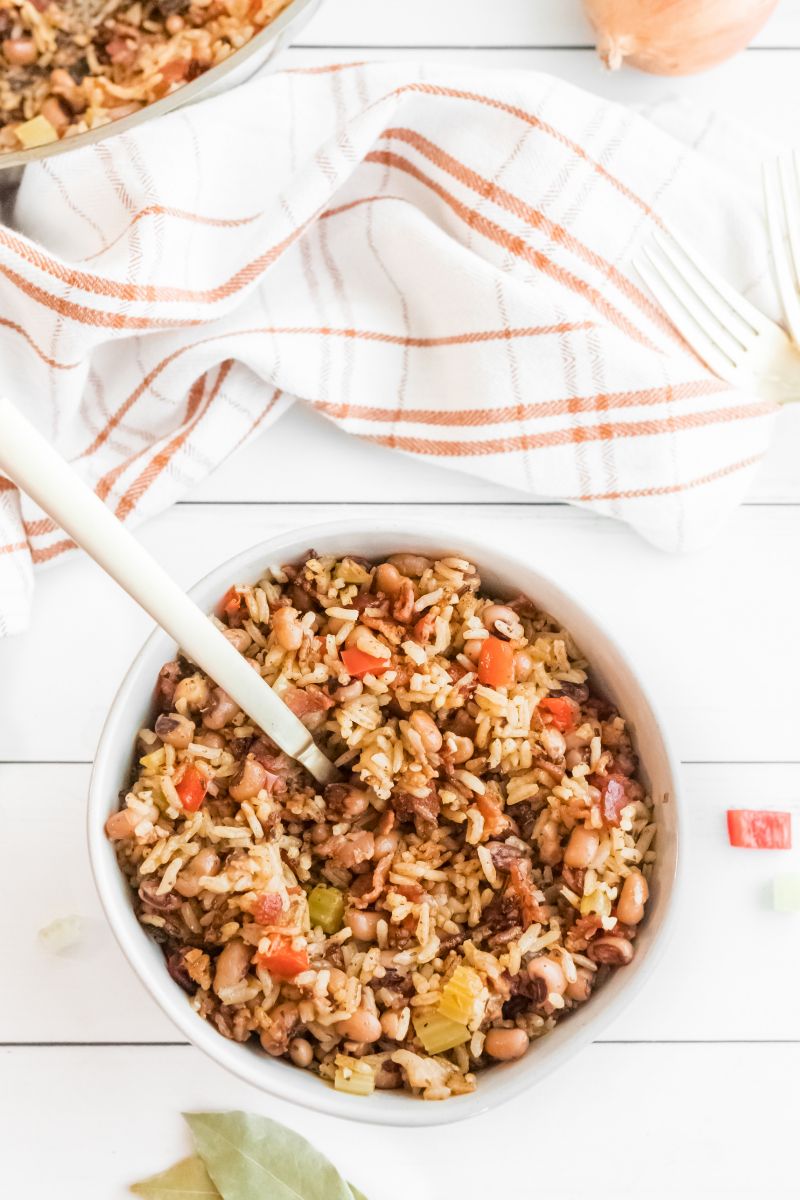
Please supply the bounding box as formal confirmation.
[763,151,800,345]
[632,226,800,405]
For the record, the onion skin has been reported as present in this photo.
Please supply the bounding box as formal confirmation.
[583,0,779,76]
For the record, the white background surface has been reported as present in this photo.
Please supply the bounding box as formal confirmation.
[2,2,800,1197]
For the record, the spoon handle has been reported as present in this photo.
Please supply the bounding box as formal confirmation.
[0,397,336,784]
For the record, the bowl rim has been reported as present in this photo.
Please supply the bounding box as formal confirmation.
[87,517,682,1126]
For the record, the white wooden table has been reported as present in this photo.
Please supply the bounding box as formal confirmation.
[3,4,800,1196]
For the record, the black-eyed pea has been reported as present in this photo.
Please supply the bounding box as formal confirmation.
[202,687,239,730]
[484,1027,529,1060]
[288,1037,314,1068]
[449,734,474,764]
[154,712,195,750]
[379,1009,406,1040]
[409,709,443,754]
[565,967,594,1003]
[213,940,251,995]
[104,808,140,840]
[386,553,430,578]
[229,757,268,802]
[564,825,600,869]
[616,871,648,926]
[588,936,634,966]
[335,1008,382,1043]
[538,820,563,866]
[513,650,535,682]
[174,673,210,712]
[375,562,403,595]
[223,626,252,653]
[527,954,567,996]
[174,848,220,898]
[272,605,304,652]
[346,909,381,941]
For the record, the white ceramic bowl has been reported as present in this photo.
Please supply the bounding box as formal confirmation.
[88,519,680,1126]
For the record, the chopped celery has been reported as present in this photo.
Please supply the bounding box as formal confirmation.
[307,884,345,933]
[773,874,800,912]
[413,1011,470,1054]
[334,1055,375,1096]
[438,965,482,1025]
[580,889,612,918]
[15,114,58,149]
[139,747,166,771]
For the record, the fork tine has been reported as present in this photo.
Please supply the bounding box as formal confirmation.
[633,251,737,382]
[660,223,773,337]
[650,229,756,349]
[763,157,800,344]
[640,242,745,363]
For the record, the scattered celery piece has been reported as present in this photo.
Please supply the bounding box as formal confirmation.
[414,1010,470,1054]
[773,874,800,912]
[15,115,58,149]
[438,965,483,1025]
[307,884,345,934]
[334,1055,375,1096]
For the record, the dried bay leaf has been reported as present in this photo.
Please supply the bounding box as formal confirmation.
[185,1111,364,1200]
[130,1154,221,1198]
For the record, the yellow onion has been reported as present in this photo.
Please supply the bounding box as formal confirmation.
[583,0,779,75]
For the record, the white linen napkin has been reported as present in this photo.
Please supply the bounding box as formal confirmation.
[0,61,781,635]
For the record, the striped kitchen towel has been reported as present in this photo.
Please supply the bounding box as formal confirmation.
[0,61,782,634]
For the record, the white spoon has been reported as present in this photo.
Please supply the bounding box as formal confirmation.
[0,396,337,784]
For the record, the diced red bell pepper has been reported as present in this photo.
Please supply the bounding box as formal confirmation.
[256,936,309,978]
[539,696,578,732]
[218,586,245,626]
[727,809,791,850]
[175,764,207,812]
[340,647,389,678]
[250,892,284,925]
[477,636,514,688]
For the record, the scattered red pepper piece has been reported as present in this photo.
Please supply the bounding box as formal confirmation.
[727,809,791,850]
[340,647,389,678]
[539,696,578,732]
[477,636,514,688]
[175,764,207,813]
[256,936,309,978]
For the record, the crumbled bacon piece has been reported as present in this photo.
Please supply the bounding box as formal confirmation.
[283,686,334,719]
[392,788,440,826]
[391,578,416,624]
[349,852,393,907]
[412,611,436,645]
[477,791,509,838]
[486,840,527,871]
[508,858,549,925]
[250,893,284,925]
[565,913,603,952]
[591,773,644,826]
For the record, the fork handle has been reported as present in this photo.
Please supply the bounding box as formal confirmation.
[0,397,336,784]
